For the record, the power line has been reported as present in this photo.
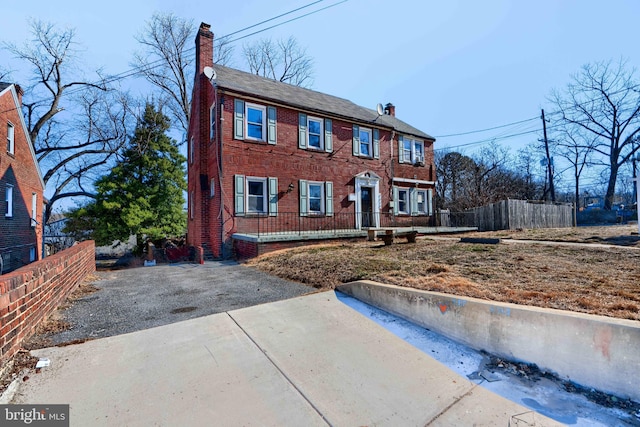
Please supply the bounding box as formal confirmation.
[433,116,538,138]
[22,0,349,104]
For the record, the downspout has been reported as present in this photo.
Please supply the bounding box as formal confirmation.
[390,130,395,215]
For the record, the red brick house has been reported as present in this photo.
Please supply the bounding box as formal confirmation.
[0,83,45,273]
[187,23,436,259]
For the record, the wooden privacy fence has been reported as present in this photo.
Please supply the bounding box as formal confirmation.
[470,199,574,231]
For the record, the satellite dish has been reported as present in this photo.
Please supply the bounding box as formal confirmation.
[203,66,216,81]
[376,103,384,116]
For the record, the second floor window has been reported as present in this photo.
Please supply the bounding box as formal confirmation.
[246,104,266,141]
[359,128,372,157]
[234,99,276,144]
[399,136,425,165]
[308,117,323,149]
[7,122,14,155]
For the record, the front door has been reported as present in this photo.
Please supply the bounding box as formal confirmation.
[361,187,373,228]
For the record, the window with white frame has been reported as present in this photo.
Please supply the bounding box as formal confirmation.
[402,139,412,163]
[299,180,333,216]
[189,136,194,164]
[359,127,372,157]
[5,184,13,217]
[307,117,323,149]
[308,182,324,214]
[210,104,216,139]
[397,189,409,214]
[399,136,425,165]
[7,122,14,155]
[31,193,37,227]
[189,191,194,220]
[234,175,278,216]
[414,141,425,163]
[416,190,427,214]
[394,186,432,216]
[246,103,266,141]
[235,99,276,145]
[246,177,267,213]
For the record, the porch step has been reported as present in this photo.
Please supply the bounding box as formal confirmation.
[200,243,216,261]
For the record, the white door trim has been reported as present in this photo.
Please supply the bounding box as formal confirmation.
[355,172,381,229]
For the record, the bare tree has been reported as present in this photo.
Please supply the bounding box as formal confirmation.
[4,20,133,221]
[549,59,640,209]
[550,123,597,208]
[243,37,314,87]
[133,13,234,136]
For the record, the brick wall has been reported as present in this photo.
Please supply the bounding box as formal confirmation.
[0,241,95,365]
[0,86,45,273]
[234,237,364,260]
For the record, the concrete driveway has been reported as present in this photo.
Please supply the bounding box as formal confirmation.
[43,261,315,345]
[11,291,562,426]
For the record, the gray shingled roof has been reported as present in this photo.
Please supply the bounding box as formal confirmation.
[212,65,434,141]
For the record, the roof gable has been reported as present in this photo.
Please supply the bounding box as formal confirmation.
[0,83,46,190]
[211,65,434,141]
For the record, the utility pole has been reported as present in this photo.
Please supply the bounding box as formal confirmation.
[541,109,555,202]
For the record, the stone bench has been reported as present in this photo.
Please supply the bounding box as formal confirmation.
[368,229,418,245]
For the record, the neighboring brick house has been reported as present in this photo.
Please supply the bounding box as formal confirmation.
[187,23,436,259]
[0,83,45,274]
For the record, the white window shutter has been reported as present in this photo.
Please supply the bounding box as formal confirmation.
[398,135,404,163]
[352,125,360,156]
[410,188,418,216]
[234,175,245,216]
[393,186,399,215]
[234,99,245,140]
[428,189,434,216]
[325,181,333,216]
[299,179,308,216]
[267,106,277,145]
[324,119,333,153]
[298,113,307,149]
[268,177,278,216]
[373,129,380,159]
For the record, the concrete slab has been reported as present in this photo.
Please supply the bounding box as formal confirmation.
[12,313,326,426]
[11,292,562,426]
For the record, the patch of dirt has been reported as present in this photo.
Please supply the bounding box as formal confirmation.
[0,350,38,397]
[247,225,640,320]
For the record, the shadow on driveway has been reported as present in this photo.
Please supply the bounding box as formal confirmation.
[37,261,315,346]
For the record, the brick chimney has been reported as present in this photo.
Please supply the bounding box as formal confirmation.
[14,84,23,106]
[384,102,395,117]
[195,22,213,74]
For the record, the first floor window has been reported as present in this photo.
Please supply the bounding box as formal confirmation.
[235,175,278,216]
[394,186,432,216]
[246,103,266,141]
[5,184,13,217]
[189,191,194,219]
[308,182,324,214]
[247,178,267,213]
[397,189,409,214]
[300,180,333,216]
[29,247,36,262]
[360,127,372,157]
[416,190,427,214]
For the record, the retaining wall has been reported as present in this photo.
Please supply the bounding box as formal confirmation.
[0,241,95,365]
[338,280,640,401]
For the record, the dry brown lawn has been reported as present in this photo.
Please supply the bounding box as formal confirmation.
[247,225,640,321]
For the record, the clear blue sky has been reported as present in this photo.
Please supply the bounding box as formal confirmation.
[3,0,640,192]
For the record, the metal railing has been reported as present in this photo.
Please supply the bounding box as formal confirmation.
[234,212,437,237]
